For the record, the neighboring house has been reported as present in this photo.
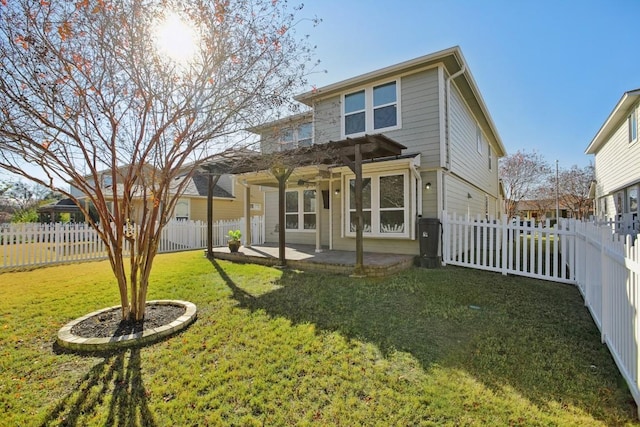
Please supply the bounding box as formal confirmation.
[70,163,263,224]
[586,88,640,234]
[512,199,571,224]
[240,46,506,256]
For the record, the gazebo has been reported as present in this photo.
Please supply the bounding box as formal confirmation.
[37,198,84,223]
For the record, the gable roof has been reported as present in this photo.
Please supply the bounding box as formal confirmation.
[585,88,640,155]
[178,172,234,198]
[294,46,506,157]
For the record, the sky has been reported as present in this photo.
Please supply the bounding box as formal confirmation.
[296,0,640,169]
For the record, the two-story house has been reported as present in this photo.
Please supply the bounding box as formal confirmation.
[586,88,640,234]
[238,46,505,257]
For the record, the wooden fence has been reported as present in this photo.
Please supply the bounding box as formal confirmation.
[442,211,640,409]
[0,216,264,270]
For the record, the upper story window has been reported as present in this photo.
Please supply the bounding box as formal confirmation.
[298,123,312,147]
[476,124,483,153]
[277,122,313,151]
[488,144,492,170]
[101,174,113,187]
[343,81,400,137]
[629,107,637,143]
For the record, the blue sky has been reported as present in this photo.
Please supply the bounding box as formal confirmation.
[297,0,640,168]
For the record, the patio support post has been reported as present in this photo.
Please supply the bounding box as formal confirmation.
[272,166,294,267]
[353,143,365,276]
[315,181,322,253]
[204,169,221,259]
[243,183,252,248]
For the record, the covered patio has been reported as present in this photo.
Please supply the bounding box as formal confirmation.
[206,134,409,277]
[210,243,415,277]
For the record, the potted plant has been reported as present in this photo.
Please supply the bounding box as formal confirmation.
[227,230,242,253]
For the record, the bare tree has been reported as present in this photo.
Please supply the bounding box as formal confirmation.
[557,164,594,220]
[0,0,317,320]
[499,150,551,219]
[1,179,51,211]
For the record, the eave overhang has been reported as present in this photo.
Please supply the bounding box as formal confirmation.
[586,88,640,155]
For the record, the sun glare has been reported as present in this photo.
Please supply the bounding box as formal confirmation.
[153,13,199,64]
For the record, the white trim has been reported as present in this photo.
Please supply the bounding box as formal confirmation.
[284,188,317,232]
[174,198,190,220]
[628,106,638,144]
[341,79,402,138]
[343,170,413,239]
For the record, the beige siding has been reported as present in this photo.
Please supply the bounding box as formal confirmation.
[188,197,242,222]
[594,120,640,196]
[187,183,264,222]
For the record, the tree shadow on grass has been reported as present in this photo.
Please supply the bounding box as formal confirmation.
[210,259,636,423]
[42,348,155,427]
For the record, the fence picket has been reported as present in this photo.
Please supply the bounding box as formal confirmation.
[0,216,265,270]
[442,210,640,411]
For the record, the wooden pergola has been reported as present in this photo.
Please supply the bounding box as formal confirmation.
[206,134,406,276]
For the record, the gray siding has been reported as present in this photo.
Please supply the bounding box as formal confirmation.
[394,69,441,167]
[443,81,500,220]
[313,95,341,143]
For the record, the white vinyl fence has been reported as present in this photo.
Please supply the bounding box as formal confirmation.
[0,216,264,270]
[441,212,574,283]
[442,211,640,409]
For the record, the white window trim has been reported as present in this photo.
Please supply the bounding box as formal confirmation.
[629,106,638,144]
[174,198,190,220]
[285,188,316,232]
[343,170,411,238]
[476,123,483,154]
[277,122,314,151]
[488,143,492,170]
[341,80,402,138]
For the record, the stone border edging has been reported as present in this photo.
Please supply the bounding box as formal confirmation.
[57,300,197,352]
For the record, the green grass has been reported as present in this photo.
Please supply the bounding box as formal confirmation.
[0,251,637,426]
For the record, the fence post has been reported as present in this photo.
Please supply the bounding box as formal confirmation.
[441,211,448,266]
[501,215,508,275]
[600,226,608,344]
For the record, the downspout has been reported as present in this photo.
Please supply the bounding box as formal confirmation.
[445,64,466,171]
[444,64,466,215]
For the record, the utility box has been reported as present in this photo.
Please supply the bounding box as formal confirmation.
[418,218,441,268]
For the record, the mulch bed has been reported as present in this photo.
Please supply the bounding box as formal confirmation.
[71,304,186,339]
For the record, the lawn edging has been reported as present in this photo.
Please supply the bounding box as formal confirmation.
[56,300,197,352]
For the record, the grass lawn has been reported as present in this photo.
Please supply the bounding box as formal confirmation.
[0,251,637,426]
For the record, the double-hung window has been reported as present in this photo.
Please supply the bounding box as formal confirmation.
[343,81,399,137]
[279,129,295,151]
[174,199,189,220]
[629,107,638,143]
[277,122,313,151]
[346,172,408,237]
[297,123,312,147]
[285,189,316,231]
[345,91,366,135]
